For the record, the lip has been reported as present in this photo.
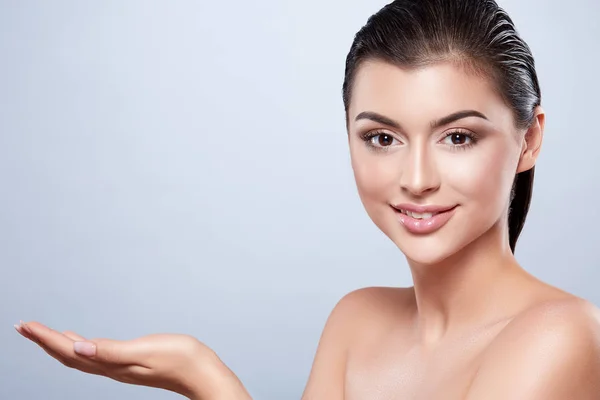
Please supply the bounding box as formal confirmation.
[392,203,457,214]
[392,203,458,235]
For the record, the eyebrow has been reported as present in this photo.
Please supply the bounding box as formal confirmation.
[354,110,489,130]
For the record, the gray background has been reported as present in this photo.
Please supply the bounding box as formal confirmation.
[1,0,598,398]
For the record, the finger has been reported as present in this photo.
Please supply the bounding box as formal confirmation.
[21,321,98,370]
[16,321,51,348]
[22,322,143,366]
[39,339,95,372]
[18,324,144,383]
[15,321,38,342]
[81,337,147,365]
[63,331,86,341]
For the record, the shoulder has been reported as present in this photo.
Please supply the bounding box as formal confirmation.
[301,286,413,400]
[490,296,600,356]
[314,285,412,347]
[334,285,411,310]
[330,286,414,332]
[467,297,600,399]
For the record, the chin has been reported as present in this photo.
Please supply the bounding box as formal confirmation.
[365,203,499,266]
[392,233,466,265]
[382,213,487,266]
[387,218,501,266]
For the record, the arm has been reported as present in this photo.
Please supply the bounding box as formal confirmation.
[188,357,252,400]
[17,289,371,400]
[466,299,600,400]
[301,288,372,400]
[16,322,252,400]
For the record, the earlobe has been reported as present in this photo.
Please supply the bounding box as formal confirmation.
[516,107,545,174]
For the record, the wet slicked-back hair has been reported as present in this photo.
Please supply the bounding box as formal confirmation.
[342,0,541,253]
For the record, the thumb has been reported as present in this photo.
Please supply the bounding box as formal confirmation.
[74,338,144,364]
[73,341,97,357]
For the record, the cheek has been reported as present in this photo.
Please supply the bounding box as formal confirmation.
[351,148,399,204]
[445,143,518,215]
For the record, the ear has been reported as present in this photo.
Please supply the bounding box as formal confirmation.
[516,106,545,174]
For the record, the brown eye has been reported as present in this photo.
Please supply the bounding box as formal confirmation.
[369,133,398,147]
[364,132,401,149]
[377,134,395,146]
[450,133,467,145]
[442,131,474,147]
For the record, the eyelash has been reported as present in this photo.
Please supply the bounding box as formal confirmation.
[360,129,480,152]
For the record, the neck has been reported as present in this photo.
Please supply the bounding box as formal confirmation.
[406,219,535,349]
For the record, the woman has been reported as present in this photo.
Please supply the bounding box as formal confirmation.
[16,0,600,399]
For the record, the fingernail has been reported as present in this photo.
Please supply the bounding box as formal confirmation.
[74,341,96,357]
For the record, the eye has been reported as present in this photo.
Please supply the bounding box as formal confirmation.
[441,130,477,148]
[365,132,401,149]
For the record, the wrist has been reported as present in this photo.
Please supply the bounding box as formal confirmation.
[186,351,252,400]
[209,364,252,400]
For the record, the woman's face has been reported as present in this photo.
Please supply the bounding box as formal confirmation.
[347,60,526,265]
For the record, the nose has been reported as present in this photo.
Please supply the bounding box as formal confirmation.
[398,144,440,196]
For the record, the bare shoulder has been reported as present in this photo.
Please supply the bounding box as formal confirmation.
[333,286,415,336]
[300,286,413,400]
[467,296,600,400]
[338,285,413,314]
[319,285,414,332]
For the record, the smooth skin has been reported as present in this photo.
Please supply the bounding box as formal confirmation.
[303,60,600,399]
[14,321,251,400]
[17,61,600,399]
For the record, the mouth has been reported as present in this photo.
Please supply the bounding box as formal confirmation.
[396,209,446,220]
[391,204,458,234]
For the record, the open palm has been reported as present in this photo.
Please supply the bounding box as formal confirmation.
[15,321,250,399]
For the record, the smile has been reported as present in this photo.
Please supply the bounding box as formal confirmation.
[392,204,458,234]
[397,210,440,220]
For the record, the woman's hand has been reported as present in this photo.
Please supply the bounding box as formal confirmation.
[15,321,252,400]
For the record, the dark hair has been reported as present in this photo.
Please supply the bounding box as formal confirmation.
[342,0,541,253]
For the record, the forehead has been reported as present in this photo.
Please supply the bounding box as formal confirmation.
[348,60,514,130]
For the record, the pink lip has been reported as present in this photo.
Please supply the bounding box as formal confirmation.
[392,203,456,214]
[392,204,458,235]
